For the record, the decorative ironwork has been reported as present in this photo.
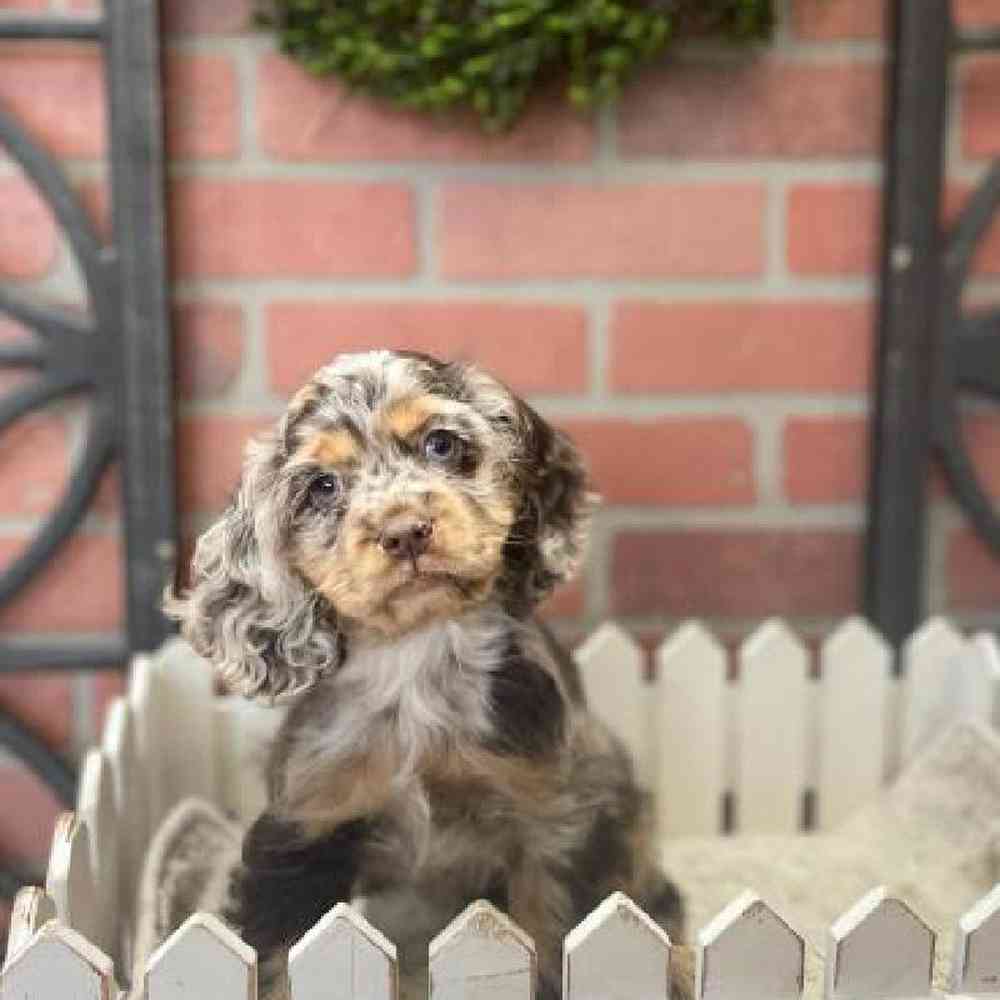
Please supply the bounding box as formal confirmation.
[0,0,176,904]
[866,0,1000,648]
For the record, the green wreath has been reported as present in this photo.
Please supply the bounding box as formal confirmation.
[258,0,775,132]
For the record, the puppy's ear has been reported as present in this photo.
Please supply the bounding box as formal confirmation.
[165,433,342,703]
[510,402,597,607]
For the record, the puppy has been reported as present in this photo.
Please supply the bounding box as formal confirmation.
[168,350,684,999]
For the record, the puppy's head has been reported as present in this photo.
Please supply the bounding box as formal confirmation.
[168,350,594,701]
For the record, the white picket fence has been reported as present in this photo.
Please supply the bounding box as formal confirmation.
[2,614,1000,998]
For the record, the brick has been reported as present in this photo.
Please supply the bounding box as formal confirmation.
[792,0,886,39]
[964,57,1000,159]
[0,533,122,632]
[0,673,74,753]
[178,415,272,514]
[783,416,868,503]
[793,0,992,39]
[964,413,1000,499]
[612,529,861,617]
[170,181,416,279]
[175,303,244,399]
[258,54,595,163]
[162,0,253,34]
[0,415,70,516]
[91,464,121,517]
[165,53,240,160]
[946,184,1000,275]
[440,184,765,279]
[787,184,879,276]
[0,764,62,865]
[0,43,105,158]
[947,530,1000,611]
[4,0,50,8]
[562,418,755,506]
[610,301,873,393]
[265,301,588,396]
[0,177,57,279]
[620,61,883,159]
[954,0,1000,27]
[77,178,111,242]
[539,577,586,620]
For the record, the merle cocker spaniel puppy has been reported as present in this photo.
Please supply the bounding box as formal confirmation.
[168,350,685,999]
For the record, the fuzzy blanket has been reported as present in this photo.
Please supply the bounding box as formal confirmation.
[128,721,1000,996]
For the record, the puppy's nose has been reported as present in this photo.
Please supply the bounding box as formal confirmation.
[380,519,433,561]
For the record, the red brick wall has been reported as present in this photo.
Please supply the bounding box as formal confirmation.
[1,0,999,887]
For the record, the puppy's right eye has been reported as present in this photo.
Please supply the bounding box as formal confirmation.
[307,473,340,507]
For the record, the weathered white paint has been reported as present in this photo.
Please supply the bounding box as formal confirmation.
[563,891,670,1000]
[816,618,891,828]
[429,900,535,1000]
[213,696,283,823]
[952,882,1000,994]
[575,622,651,788]
[158,637,218,809]
[45,812,101,949]
[900,618,967,765]
[4,887,56,968]
[737,620,809,833]
[102,694,143,967]
[1,920,117,1000]
[825,887,933,1000]
[145,912,257,1000]
[76,749,118,959]
[654,621,727,836]
[130,654,166,832]
[955,633,1000,731]
[697,891,804,1000]
[289,902,397,1000]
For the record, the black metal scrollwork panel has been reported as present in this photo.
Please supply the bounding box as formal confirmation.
[935,161,1000,554]
[866,1,1000,647]
[0,107,120,647]
[0,0,177,910]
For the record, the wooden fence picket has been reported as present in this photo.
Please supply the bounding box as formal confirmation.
[899,618,967,767]
[289,902,398,1000]
[76,749,118,959]
[563,892,671,1000]
[737,620,809,833]
[575,623,652,788]
[825,887,934,1000]
[1,921,117,999]
[951,633,1000,731]
[816,618,891,828]
[145,912,258,1000]
[696,891,804,1000]
[654,621,727,836]
[429,900,535,1000]
[45,812,101,950]
[213,696,283,823]
[4,886,56,968]
[101,694,144,960]
[952,883,1000,994]
[130,653,166,833]
[157,637,217,810]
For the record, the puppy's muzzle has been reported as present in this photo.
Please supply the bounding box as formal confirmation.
[379,517,433,561]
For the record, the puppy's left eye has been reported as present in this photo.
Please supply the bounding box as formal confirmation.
[423,429,462,463]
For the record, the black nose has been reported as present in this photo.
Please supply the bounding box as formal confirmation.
[380,520,433,560]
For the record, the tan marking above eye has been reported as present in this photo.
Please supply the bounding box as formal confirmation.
[380,395,440,441]
[296,428,359,467]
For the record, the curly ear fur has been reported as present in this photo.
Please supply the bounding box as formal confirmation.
[502,401,598,613]
[165,434,343,703]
